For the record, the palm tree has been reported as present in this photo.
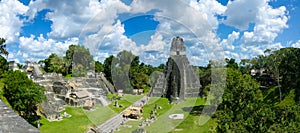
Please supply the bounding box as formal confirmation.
[0,38,9,58]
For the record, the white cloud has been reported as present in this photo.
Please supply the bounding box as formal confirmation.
[82,20,137,62]
[239,3,288,56]
[130,0,226,64]
[220,31,240,51]
[4,0,131,63]
[140,32,167,53]
[2,0,291,66]
[27,0,130,39]
[189,0,226,30]
[17,34,78,62]
[221,0,288,61]
[224,0,265,30]
[0,0,28,43]
[291,40,300,48]
[241,9,287,46]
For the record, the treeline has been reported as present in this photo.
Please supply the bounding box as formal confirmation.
[40,45,164,93]
[197,47,300,132]
[39,45,94,77]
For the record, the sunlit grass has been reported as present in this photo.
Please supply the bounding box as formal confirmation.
[116,97,217,133]
[40,105,117,133]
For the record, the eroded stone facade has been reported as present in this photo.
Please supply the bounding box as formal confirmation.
[150,37,201,101]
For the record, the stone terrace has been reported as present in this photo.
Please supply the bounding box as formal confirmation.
[0,100,39,133]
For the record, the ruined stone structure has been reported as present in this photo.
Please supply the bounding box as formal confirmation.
[37,73,115,121]
[19,63,117,121]
[0,100,39,132]
[8,61,19,71]
[150,37,201,101]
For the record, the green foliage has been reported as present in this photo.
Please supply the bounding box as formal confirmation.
[43,45,94,77]
[108,50,154,94]
[0,38,8,56]
[0,55,8,77]
[95,61,104,72]
[225,58,238,69]
[1,70,45,125]
[65,74,72,79]
[103,55,115,83]
[66,45,94,77]
[251,47,300,104]
[44,53,65,74]
[216,68,266,132]
[216,65,300,132]
[0,81,11,107]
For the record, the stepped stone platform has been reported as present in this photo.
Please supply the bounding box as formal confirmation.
[0,100,39,133]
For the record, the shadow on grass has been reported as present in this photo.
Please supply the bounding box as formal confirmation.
[182,105,217,117]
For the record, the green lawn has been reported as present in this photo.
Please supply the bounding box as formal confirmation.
[117,97,217,133]
[40,95,217,133]
[40,105,117,133]
[40,94,143,132]
[40,107,92,133]
[108,94,144,113]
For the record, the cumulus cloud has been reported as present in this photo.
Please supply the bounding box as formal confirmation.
[16,34,78,62]
[291,40,300,48]
[5,0,131,63]
[221,0,288,60]
[0,0,28,43]
[130,0,227,65]
[220,31,240,51]
[81,19,137,62]
[27,0,130,39]
[241,6,288,45]
[224,0,265,30]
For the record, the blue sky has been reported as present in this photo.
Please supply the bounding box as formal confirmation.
[1,0,300,66]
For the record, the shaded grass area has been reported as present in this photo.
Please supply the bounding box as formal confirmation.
[108,94,144,113]
[117,97,217,133]
[40,105,116,133]
[277,89,296,107]
[263,86,297,107]
[172,111,217,133]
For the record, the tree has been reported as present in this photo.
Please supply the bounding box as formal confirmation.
[103,55,115,83]
[225,58,238,69]
[109,50,151,94]
[111,50,136,93]
[44,53,65,74]
[0,38,8,57]
[216,68,266,132]
[2,70,45,126]
[95,61,104,72]
[0,55,8,77]
[65,45,94,77]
